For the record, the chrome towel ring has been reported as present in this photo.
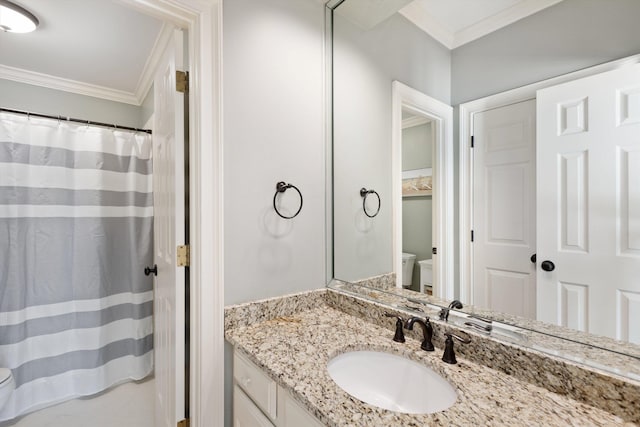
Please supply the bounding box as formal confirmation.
[360,187,381,218]
[273,181,303,219]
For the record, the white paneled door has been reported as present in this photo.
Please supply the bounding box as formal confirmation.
[473,100,537,319]
[153,29,186,426]
[537,63,640,343]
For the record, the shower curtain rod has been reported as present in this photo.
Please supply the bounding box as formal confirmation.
[0,107,152,134]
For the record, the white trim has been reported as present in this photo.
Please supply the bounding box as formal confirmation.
[400,0,563,50]
[134,23,176,103]
[392,81,454,299]
[399,2,454,49]
[401,115,430,129]
[458,53,640,306]
[324,5,333,284]
[0,64,140,106]
[121,1,224,427]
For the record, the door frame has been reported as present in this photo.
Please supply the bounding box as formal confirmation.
[122,1,224,426]
[459,53,640,305]
[392,81,454,299]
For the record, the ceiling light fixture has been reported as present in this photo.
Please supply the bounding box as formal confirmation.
[0,0,39,33]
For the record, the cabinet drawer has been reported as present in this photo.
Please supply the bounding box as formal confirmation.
[234,351,277,419]
[234,385,275,427]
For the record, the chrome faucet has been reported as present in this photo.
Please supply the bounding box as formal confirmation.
[439,300,463,322]
[405,317,434,351]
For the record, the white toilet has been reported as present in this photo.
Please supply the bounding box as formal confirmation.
[401,253,416,288]
[418,259,433,294]
[0,368,15,411]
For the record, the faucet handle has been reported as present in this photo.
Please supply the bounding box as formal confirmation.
[383,312,405,343]
[445,331,471,344]
[442,331,471,364]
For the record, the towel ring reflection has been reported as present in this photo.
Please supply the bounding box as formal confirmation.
[273,181,303,219]
[360,188,381,218]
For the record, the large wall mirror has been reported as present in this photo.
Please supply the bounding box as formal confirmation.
[327,0,640,377]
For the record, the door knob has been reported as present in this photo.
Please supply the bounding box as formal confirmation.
[530,254,536,263]
[541,260,555,272]
[144,264,158,276]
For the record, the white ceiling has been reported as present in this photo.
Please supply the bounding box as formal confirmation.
[0,0,565,106]
[0,0,167,105]
[335,0,564,49]
[400,0,564,49]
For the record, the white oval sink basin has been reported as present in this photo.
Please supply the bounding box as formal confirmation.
[327,351,457,414]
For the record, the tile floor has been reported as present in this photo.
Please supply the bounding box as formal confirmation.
[0,377,155,427]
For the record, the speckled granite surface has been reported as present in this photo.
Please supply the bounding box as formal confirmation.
[333,280,640,359]
[352,273,396,290]
[326,290,640,423]
[225,289,640,426]
[331,281,640,376]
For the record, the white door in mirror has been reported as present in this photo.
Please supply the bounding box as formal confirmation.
[537,63,640,343]
[327,351,457,414]
[472,99,537,319]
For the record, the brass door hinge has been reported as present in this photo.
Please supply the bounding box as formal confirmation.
[177,419,190,427]
[177,244,190,267]
[176,70,189,93]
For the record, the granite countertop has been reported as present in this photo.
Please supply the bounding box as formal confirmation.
[225,302,635,426]
[331,279,640,379]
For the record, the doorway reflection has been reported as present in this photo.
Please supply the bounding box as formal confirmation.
[401,110,434,294]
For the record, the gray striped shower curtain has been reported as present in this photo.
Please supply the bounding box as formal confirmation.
[0,111,154,421]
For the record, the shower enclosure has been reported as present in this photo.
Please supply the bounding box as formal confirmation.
[0,110,154,421]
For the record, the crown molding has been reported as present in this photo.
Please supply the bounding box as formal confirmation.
[399,1,454,49]
[0,20,173,106]
[135,22,174,102]
[401,0,564,50]
[0,64,140,105]
[454,0,563,48]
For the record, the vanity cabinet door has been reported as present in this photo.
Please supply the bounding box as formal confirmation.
[277,386,324,427]
[234,351,277,419]
[234,385,275,427]
[233,348,325,427]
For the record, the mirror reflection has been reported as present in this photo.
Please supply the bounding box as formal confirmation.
[401,110,434,294]
[329,0,640,364]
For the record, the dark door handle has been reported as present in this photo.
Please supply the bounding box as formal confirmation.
[530,254,536,263]
[144,264,157,276]
[541,260,555,272]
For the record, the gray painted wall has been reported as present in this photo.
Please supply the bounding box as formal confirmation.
[0,79,144,128]
[333,11,450,282]
[402,122,432,170]
[223,0,325,304]
[451,0,640,104]
[222,0,325,423]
